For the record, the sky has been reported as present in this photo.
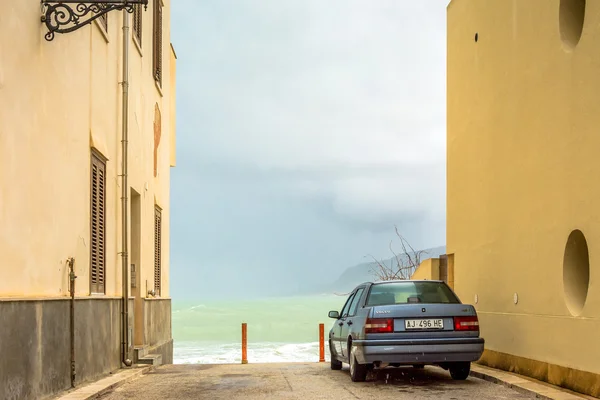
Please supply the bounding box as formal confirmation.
[170,0,449,300]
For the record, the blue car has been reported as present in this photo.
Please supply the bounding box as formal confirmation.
[328,280,484,382]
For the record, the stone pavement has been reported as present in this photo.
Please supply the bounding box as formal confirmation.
[99,363,534,400]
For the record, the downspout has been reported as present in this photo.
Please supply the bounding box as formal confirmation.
[67,257,77,387]
[121,9,132,367]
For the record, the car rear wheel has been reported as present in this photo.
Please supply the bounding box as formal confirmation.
[349,345,367,382]
[449,362,471,380]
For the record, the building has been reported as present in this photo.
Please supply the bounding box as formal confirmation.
[446,0,599,396]
[0,1,176,399]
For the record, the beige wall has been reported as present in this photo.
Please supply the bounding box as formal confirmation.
[447,0,599,393]
[411,258,441,281]
[0,2,175,298]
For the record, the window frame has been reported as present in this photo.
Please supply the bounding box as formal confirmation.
[90,150,107,295]
[154,205,162,296]
[152,0,163,86]
[133,3,143,47]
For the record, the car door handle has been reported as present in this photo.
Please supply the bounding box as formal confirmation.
[347,321,353,326]
[338,322,343,326]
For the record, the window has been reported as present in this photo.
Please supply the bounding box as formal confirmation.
[348,288,365,316]
[152,0,163,86]
[154,206,162,296]
[340,292,355,318]
[366,282,461,306]
[133,4,142,46]
[90,151,106,294]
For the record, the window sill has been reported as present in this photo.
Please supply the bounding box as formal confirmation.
[133,35,143,57]
[94,19,109,43]
[155,79,163,97]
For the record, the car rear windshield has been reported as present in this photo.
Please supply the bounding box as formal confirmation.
[366,281,461,305]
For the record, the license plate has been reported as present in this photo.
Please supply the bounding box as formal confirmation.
[404,318,444,330]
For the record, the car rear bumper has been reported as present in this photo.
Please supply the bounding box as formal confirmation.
[352,337,485,365]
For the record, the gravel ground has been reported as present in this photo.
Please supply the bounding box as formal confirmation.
[100,363,534,400]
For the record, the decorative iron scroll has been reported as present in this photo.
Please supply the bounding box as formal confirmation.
[41,0,148,41]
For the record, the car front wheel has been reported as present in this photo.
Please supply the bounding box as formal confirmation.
[349,344,367,382]
[330,343,342,370]
[449,362,471,380]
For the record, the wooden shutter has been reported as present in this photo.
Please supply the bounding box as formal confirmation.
[154,206,162,296]
[91,151,106,294]
[152,0,163,86]
[133,4,142,45]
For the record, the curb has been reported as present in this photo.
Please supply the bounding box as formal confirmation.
[56,365,154,400]
[470,365,590,400]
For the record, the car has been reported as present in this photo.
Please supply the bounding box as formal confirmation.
[327,279,484,382]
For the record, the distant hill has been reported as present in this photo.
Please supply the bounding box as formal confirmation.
[330,245,447,293]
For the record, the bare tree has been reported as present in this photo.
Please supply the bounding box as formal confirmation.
[368,226,427,281]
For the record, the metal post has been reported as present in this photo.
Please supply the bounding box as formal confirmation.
[241,323,248,364]
[319,323,325,363]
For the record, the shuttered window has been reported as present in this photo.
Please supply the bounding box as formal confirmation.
[91,151,106,294]
[154,206,162,296]
[152,0,163,86]
[133,4,142,45]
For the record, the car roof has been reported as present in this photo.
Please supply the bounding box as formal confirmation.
[365,279,445,285]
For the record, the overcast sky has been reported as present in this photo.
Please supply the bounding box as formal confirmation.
[170,0,448,299]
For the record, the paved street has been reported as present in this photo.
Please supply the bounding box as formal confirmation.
[101,363,533,400]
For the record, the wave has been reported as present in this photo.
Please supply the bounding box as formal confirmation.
[174,341,332,364]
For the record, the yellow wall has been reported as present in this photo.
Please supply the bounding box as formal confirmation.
[411,258,441,281]
[447,0,600,393]
[0,2,175,298]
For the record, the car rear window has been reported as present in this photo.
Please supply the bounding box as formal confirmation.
[366,281,461,305]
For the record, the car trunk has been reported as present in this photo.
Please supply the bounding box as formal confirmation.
[365,303,479,340]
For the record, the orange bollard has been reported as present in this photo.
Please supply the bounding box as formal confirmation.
[241,323,248,364]
[319,323,325,362]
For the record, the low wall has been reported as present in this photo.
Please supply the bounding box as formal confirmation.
[144,298,173,364]
[411,258,440,280]
[0,297,124,400]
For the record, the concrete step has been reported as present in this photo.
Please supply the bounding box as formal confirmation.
[138,354,162,366]
[134,346,148,362]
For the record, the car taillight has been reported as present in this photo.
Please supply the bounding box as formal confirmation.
[365,318,394,333]
[453,316,479,331]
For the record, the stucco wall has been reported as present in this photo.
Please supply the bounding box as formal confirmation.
[411,258,441,281]
[0,1,173,299]
[447,0,600,395]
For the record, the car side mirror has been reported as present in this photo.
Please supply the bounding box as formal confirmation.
[328,310,340,319]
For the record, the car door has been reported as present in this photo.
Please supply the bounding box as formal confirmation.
[333,292,356,356]
[340,287,365,359]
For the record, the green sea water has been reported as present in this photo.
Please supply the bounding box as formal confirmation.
[172,294,345,364]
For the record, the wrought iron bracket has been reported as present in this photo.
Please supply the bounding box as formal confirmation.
[41,0,148,42]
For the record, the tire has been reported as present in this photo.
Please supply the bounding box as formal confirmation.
[449,362,471,380]
[349,344,367,382]
[330,345,342,370]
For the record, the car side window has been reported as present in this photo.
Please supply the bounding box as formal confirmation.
[348,288,365,316]
[340,292,356,318]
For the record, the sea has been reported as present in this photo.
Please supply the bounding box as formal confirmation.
[172,294,345,364]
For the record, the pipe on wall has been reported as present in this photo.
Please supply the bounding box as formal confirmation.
[120,9,132,368]
[68,257,77,387]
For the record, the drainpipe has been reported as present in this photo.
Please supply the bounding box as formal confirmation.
[67,258,77,387]
[121,9,132,368]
